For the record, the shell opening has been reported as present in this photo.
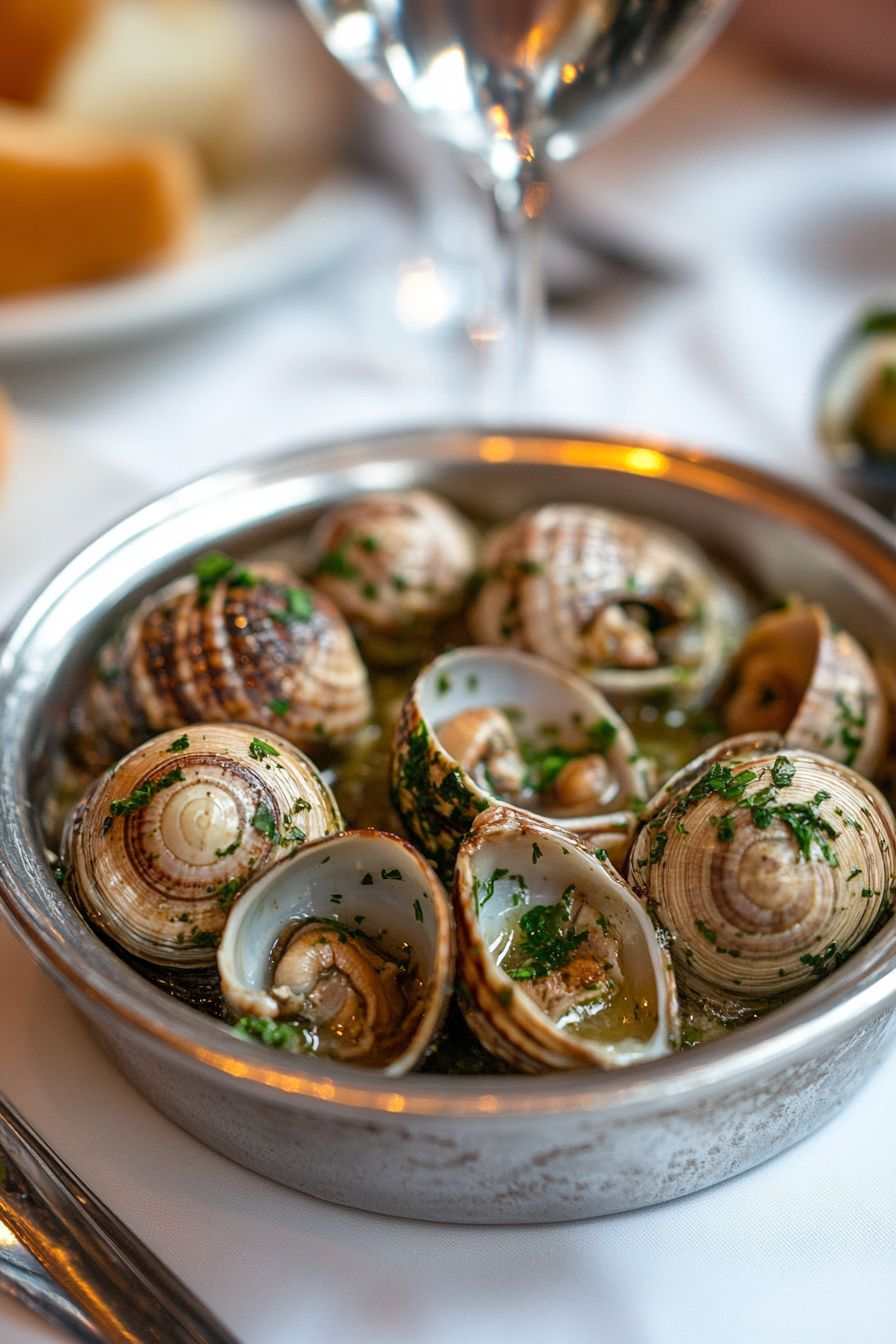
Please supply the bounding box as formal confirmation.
[268,919,424,1068]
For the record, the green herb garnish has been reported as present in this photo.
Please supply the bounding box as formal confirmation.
[108,767,185,818]
[251,801,279,843]
[249,738,280,762]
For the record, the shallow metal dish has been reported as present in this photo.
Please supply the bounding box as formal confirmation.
[2,428,896,1225]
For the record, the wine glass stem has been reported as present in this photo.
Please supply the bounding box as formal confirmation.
[479,162,548,420]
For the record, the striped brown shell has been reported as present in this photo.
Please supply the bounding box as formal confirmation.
[307,490,477,664]
[62,723,344,968]
[73,557,372,769]
[469,504,744,705]
[627,736,896,1004]
[722,603,886,778]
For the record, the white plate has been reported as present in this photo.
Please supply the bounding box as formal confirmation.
[0,167,364,364]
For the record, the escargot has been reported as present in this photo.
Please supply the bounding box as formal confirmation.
[468,504,745,706]
[453,806,679,1071]
[218,829,454,1074]
[390,645,651,879]
[307,490,478,664]
[62,723,343,968]
[627,736,896,1004]
[73,554,372,769]
[721,603,886,778]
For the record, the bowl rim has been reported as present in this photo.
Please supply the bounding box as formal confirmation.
[3,423,896,1121]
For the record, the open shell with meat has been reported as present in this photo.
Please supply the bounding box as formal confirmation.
[721,602,886,778]
[390,645,651,879]
[218,829,454,1074]
[627,735,896,1004]
[453,807,679,1071]
[468,504,745,706]
[62,723,343,969]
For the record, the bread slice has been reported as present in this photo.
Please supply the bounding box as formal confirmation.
[47,0,253,178]
[0,0,100,104]
[0,103,201,296]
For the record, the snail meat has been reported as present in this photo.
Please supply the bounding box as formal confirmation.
[218,830,454,1074]
[454,806,679,1071]
[391,645,651,878]
[469,504,745,706]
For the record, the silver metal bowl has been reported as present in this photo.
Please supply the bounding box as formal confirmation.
[2,428,896,1225]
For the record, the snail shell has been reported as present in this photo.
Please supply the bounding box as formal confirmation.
[454,807,679,1072]
[390,645,652,880]
[62,723,343,968]
[218,829,454,1074]
[817,309,896,466]
[722,603,886,778]
[307,490,478,664]
[468,504,744,705]
[74,557,372,769]
[627,735,896,1003]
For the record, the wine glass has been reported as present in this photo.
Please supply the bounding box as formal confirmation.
[297,0,736,403]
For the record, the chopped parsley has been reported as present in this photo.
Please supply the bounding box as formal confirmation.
[413,899,424,923]
[108,767,185,818]
[508,895,588,981]
[694,919,718,945]
[316,546,358,580]
[194,551,236,602]
[771,756,796,789]
[234,1016,311,1052]
[251,801,278,843]
[249,738,280,762]
[166,734,190,754]
[267,697,290,718]
[586,717,618,753]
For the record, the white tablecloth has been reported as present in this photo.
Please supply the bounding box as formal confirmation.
[1,38,895,1344]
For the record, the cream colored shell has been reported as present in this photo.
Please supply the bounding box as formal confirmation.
[390,645,652,880]
[454,807,679,1072]
[218,829,455,1075]
[627,736,896,1003]
[469,504,744,705]
[722,603,886,778]
[308,490,477,664]
[63,723,343,968]
[74,559,372,769]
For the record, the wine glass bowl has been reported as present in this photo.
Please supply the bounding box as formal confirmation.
[297,0,735,394]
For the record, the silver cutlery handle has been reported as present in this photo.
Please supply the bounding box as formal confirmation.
[0,1237,103,1342]
[0,1092,240,1344]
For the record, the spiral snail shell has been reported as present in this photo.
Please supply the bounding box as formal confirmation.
[721,603,886,778]
[62,723,343,968]
[307,490,478,664]
[627,736,896,1003]
[468,504,744,706]
[74,555,372,769]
